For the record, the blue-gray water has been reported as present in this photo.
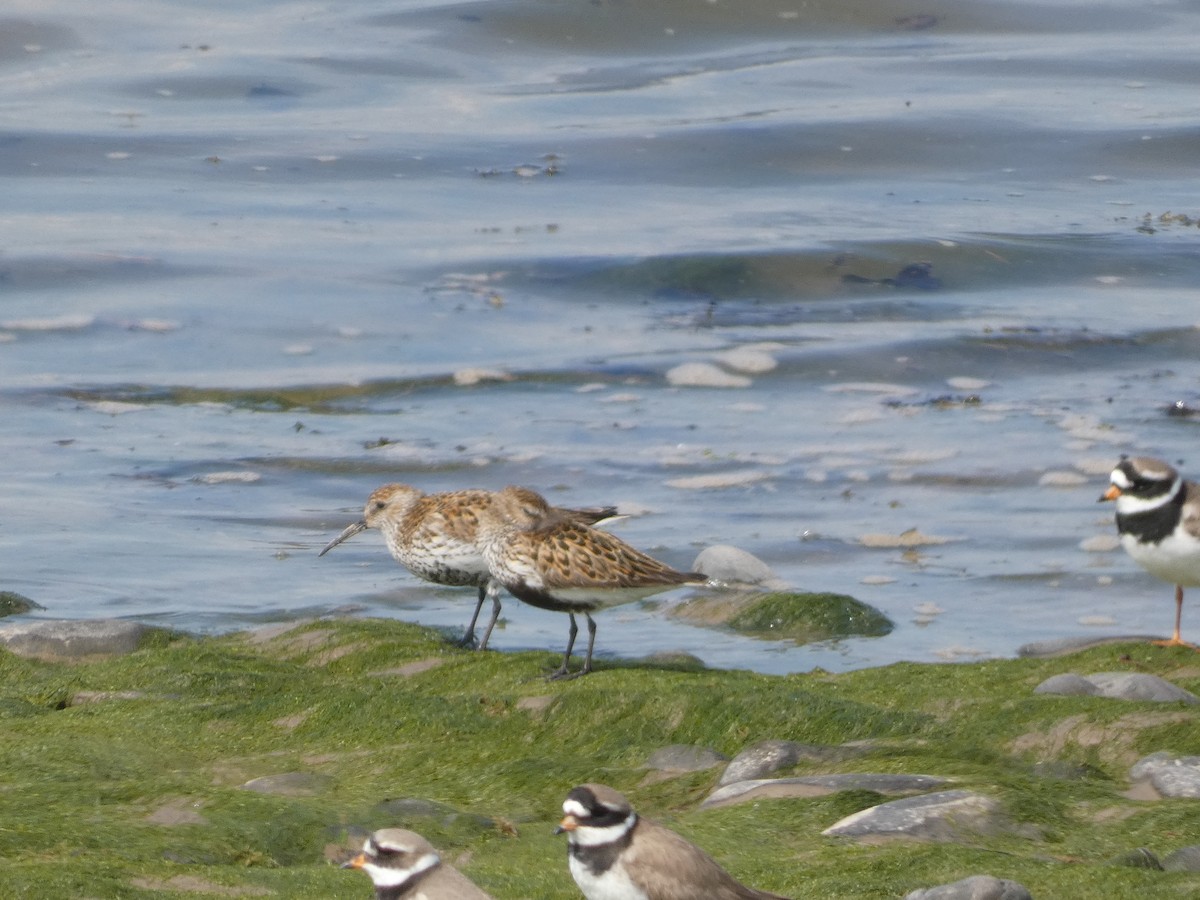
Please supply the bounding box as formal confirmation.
[4,0,1200,674]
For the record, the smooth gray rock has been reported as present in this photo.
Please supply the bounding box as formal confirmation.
[904,874,1033,900]
[1018,636,1165,658]
[822,790,1013,842]
[1162,845,1200,872]
[646,744,728,772]
[240,773,332,796]
[1034,672,1197,704]
[1086,673,1198,704]
[691,545,788,589]
[719,739,843,785]
[704,774,949,809]
[1032,674,1099,697]
[1129,751,1176,781]
[1106,848,1162,870]
[0,619,157,661]
[1129,752,1200,798]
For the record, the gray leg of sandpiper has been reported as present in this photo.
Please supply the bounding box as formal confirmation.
[476,580,502,651]
[458,584,487,648]
[549,613,579,680]
[579,614,598,677]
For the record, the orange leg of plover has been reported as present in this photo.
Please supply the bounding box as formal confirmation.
[1151,585,1198,649]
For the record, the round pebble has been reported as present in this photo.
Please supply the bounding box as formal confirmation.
[1039,471,1088,487]
[713,348,778,373]
[946,376,990,391]
[1080,534,1120,552]
[666,362,752,388]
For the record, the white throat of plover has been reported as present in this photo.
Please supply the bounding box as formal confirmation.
[563,799,638,847]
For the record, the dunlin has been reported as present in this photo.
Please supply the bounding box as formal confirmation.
[556,783,791,900]
[343,828,494,900]
[319,484,617,650]
[476,485,706,678]
[1102,455,1200,648]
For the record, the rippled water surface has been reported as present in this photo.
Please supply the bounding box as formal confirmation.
[4,0,1200,674]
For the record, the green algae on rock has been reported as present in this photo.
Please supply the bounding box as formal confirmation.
[672,590,893,642]
[0,591,41,617]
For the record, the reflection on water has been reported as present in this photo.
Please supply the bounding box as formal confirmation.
[2,0,1200,673]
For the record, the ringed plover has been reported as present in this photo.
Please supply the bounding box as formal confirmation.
[556,783,791,900]
[1101,455,1200,648]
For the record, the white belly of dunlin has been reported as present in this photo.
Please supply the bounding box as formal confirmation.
[1122,531,1200,587]
[397,546,488,584]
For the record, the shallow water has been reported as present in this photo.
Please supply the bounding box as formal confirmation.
[4,0,1200,674]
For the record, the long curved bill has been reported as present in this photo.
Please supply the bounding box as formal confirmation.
[319,520,367,556]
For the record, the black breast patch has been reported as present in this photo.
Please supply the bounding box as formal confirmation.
[570,821,636,877]
[1117,488,1184,545]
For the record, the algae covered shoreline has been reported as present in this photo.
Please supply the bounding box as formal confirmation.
[0,617,1198,899]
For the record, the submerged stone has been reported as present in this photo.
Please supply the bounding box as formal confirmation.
[668,589,892,642]
[674,545,891,643]
[859,528,955,548]
[727,591,893,642]
[0,591,41,617]
[665,362,752,388]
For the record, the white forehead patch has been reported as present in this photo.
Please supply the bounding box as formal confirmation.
[563,798,590,818]
[1110,468,1132,490]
